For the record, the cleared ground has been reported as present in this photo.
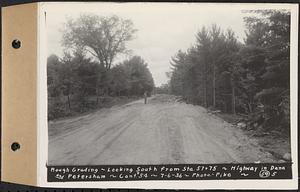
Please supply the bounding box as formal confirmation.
[48,94,276,165]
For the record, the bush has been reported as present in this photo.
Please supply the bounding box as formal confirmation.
[48,101,69,120]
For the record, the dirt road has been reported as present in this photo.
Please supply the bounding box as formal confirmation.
[48,94,275,165]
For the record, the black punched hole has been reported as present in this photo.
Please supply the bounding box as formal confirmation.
[11,142,20,151]
[12,39,21,49]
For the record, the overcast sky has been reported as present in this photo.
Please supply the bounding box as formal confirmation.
[45,2,265,86]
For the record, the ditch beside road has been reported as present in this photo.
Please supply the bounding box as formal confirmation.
[48,94,288,165]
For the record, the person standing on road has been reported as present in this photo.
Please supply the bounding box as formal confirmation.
[144,91,147,104]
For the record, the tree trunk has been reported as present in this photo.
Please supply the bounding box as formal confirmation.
[204,79,207,107]
[231,78,236,114]
[203,63,208,108]
[67,94,71,110]
[232,86,236,114]
[96,87,99,105]
[212,64,216,108]
[248,102,253,113]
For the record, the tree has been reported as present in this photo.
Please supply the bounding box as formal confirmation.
[47,53,75,119]
[243,10,290,131]
[217,29,240,114]
[209,24,226,108]
[108,64,131,96]
[167,10,290,134]
[47,54,62,97]
[169,50,187,97]
[120,56,155,96]
[62,14,137,69]
[194,27,210,106]
[169,25,238,109]
[156,83,171,94]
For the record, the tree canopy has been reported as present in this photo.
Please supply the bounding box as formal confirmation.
[48,15,154,120]
[62,14,137,69]
[168,10,290,134]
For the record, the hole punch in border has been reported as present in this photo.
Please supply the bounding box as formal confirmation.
[11,142,21,151]
[12,39,21,49]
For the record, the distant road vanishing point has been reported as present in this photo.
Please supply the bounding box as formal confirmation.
[48,94,275,165]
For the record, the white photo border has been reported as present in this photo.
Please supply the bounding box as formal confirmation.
[37,2,298,189]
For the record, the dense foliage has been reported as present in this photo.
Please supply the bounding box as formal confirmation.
[168,10,290,134]
[48,15,154,120]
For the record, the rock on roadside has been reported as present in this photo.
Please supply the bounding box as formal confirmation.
[283,153,291,161]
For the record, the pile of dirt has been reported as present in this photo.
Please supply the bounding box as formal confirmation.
[150,94,182,103]
[247,130,291,162]
[216,112,291,163]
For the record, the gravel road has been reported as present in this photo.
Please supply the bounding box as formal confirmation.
[48,94,275,165]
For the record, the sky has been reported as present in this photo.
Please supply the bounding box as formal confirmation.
[44,2,261,86]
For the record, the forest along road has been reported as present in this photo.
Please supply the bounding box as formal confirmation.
[48,94,275,165]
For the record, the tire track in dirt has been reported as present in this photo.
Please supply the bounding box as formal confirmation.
[88,118,137,165]
[49,94,277,165]
[157,111,185,164]
[181,116,241,163]
[48,104,141,165]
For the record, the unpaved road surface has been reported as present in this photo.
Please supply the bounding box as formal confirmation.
[48,94,275,165]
